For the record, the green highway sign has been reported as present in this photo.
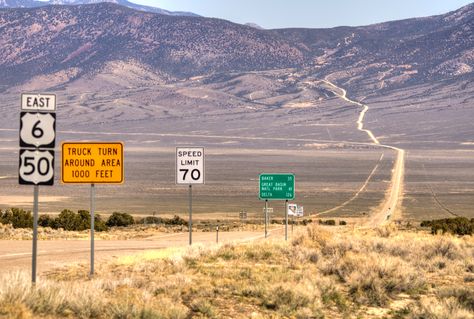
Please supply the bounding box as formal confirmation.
[259,173,295,200]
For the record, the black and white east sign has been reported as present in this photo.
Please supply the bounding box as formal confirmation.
[21,93,56,112]
[176,147,205,184]
[20,112,56,148]
[19,149,55,186]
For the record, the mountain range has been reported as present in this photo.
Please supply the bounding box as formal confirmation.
[0,1,472,93]
[0,0,198,16]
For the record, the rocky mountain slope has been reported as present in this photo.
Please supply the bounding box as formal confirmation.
[0,3,306,88]
[273,3,474,91]
[0,2,472,91]
[0,0,198,16]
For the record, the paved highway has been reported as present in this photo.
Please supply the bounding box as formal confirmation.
[0,229,287,275]
[321,79,405,226]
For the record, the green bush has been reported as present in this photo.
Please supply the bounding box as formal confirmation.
[0,208,33,228]
[319,219,336,226]
[106,212,135,227]
[136,215,190,227]
[139,216,164,224]
[420,220,432,227]
[1,208,108,232]
[421,217,474,236]
[38,214,56,228]
[167,215,187,226]
[54,210,107,232]
[94,214,108,232]
[56,209,89,231]
[339,220,347,226]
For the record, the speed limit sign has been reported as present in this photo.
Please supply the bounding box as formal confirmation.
[19,93,56,186]
[19,149,55,185]
[176,147,205,184]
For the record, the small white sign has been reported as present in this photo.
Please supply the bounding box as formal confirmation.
[297,206,304,217]
[288,204,304,217]
[21,93,56,112]
[288,203,298,216]
[176,147,205,184]
[20,112,56,148]
[19,149,55,185]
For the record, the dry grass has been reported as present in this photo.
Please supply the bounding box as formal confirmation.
[0,223,266,241]
[0,225,473,318]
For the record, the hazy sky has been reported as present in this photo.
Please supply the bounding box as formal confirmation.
[136,0,473,29]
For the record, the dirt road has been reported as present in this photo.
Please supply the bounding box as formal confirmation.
[0,228,286,275]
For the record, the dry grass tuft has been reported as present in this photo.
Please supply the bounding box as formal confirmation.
[407,296,474,319]
[0,225,473,318]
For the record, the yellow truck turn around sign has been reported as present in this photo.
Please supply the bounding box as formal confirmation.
[62,142,124,184]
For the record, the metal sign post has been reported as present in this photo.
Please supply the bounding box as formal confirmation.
[90,183,95,277]
[216,225,219,243]
[19,93,57,284]
[291,215,295,235]
[285,200,289,241]
[264,200,268,238]
[176,147,205,246]
[189,184,192,245]
[32,186,39,284]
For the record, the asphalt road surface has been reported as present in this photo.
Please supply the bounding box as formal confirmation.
[0,228,286,275]
[322,80,406,226]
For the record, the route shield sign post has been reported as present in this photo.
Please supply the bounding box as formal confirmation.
[176,147,205,245]
[288,204,303,235]
[62,142,124,277]
[259,173,295,241]
[19,93,56,284]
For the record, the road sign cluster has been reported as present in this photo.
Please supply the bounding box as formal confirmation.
[15,92,298,283]
[259,173,296,240]
[19,94,56,186]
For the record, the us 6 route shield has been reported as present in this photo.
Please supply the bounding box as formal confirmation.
[259,173,295,200]
[20,112,56,148]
